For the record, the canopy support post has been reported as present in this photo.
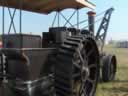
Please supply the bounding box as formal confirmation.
[77,8,79,29]
[19,0,23,49]
[19,0,23,34]
[52,12,58,27]
[2,0,5,48]
[57,11,60,27]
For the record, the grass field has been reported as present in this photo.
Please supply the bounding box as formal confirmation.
[96,45,128,96]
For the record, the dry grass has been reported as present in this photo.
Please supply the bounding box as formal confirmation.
[96,45,128,96]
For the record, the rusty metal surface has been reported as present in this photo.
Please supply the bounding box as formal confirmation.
[1,48,56,80]
[2,34,42,48]
[0,0,95,14]
[0,48,56,96]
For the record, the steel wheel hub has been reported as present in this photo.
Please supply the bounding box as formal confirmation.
[81,67,90,82]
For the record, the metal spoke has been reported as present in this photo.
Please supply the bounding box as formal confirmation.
[83,56,88,65]
[82,46,89,67]
[79,82,84,96]
[73,73,81,78]
[87,78,95,84]
[79,82,87,96]
[75,59,81,64]
[73,62,81,69]
[88,64,96,68]
[87,48,94,57]
[81,48,86,57]
[73,52,81,69]
[77,49,85,66]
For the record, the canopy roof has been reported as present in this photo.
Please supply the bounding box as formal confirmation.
[0,0,95,14]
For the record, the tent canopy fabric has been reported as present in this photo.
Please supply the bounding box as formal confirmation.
[0,0,95,14]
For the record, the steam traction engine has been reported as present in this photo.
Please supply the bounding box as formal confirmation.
[0,0,117,96]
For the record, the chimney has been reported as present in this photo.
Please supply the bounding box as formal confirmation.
[87,11,96,35]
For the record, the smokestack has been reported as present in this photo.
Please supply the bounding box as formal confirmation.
[87,11,96,35]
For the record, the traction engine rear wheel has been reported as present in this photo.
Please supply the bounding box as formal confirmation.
[55,35,99,96]
[102,55,117,82]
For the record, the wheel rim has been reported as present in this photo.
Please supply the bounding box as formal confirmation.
[55,36,99,96]
[73,37,99,96]
[109,58,116,80]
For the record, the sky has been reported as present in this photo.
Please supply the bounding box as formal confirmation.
[93,0,128,41]
[0,0,128,41]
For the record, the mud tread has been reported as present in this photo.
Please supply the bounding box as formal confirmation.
[55,36,84,96]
